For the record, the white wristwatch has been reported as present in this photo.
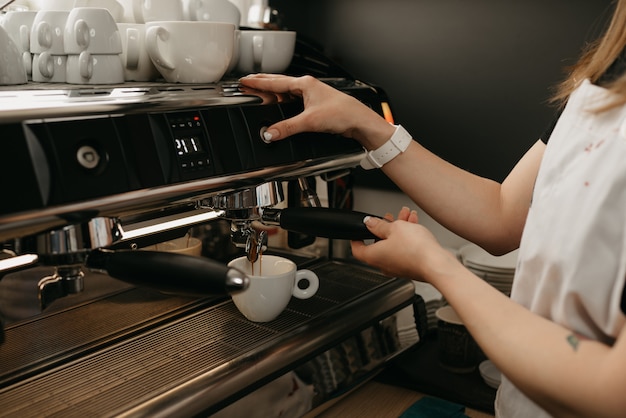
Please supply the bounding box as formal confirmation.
[360,124,412,170]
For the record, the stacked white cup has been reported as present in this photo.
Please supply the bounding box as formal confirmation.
[30,10,69,82]
[1,10,37,79]
[0,25,28,85]
[63,7,124,84]
[117,22,159,81]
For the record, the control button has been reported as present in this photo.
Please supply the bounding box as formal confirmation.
[76,145,100,170]
[260,126,272,144]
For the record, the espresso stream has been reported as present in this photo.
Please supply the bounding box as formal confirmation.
[249,252,263,276]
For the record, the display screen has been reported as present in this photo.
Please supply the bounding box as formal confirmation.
[175,136,203,157]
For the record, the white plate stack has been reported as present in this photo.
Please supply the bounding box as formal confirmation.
[459,244,518,296]
[479,360,502,389]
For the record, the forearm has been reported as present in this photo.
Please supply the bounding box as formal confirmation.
[431,257,625,417]
[381,141,525,253]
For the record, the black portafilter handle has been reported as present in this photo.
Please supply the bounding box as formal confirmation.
[86,249,249,297]
[262,207,379,240]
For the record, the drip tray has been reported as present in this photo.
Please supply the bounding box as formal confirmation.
[0,260,415,417]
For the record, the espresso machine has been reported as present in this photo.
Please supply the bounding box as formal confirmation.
[0,69,422,415]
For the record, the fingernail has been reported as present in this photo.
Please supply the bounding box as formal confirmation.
[264,129,278,141]
[363,216,371,224]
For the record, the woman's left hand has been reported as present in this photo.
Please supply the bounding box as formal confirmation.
[351,207,458,281]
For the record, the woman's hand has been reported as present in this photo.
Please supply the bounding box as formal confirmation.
[239,74,395,150]
[351,207,460,281]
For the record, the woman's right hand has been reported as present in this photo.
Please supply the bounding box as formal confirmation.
[239,74,396,150]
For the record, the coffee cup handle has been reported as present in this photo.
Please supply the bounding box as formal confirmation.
[38,51,54,78]
[19,24,30,52]
[79,51,93,80]
[252,34,263,72]
[125,27,140,69]
[74,19,90,50]
[132,0,146,24]
[292,269,319,299]
[23,51,32,76]
[36,21,52,50]
[146,26,175,70]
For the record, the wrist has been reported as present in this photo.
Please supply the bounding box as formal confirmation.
[360,124,413,170]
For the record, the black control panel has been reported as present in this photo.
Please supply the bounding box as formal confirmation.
[1,82,385,217]
[165,111,215,181]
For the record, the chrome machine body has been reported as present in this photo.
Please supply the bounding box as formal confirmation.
[0,77,421,416]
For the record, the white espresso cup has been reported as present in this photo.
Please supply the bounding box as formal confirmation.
[182,0,241,26]
[28,0,75,11]
[225,28,240,75]
[64,7,122,55]
[117,23,159,81]
[0,26,28,85]
[236,29,295,74]
[145,21,234,83]
[32,52,67,82]
[73,0,125,23]
[66,51,124,84]
[116,0,136,23]
[1,11,37,77]
[30,10,69,54]
[228,255,319,322]
[132,0,184,23]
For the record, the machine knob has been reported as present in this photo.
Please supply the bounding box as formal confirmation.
[76,144,101,170]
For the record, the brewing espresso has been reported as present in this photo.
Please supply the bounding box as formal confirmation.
[249,249,264,276]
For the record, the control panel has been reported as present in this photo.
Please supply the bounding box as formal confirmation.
[165,111,214,181]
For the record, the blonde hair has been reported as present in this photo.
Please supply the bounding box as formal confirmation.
[553,0,626,108]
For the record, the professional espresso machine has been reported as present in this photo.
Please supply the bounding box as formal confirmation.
[0,49,423,415]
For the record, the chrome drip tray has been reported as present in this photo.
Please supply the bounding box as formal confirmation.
[0,260,416,417]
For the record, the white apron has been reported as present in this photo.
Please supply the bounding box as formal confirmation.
[495,79,626,417]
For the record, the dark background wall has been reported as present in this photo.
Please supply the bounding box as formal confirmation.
[270,0,612,187]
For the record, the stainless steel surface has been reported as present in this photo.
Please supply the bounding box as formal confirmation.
[36,217,122,256]
[0,152,362,243]
[0,82,259,123]
[0,0,16,10]
[0,260,416,417]
[201,181,284,262]
[202,181,284,214]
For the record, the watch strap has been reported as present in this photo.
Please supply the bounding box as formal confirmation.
[360,124,412,170]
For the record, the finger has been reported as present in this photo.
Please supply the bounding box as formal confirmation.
[408,210,418,224]
[396,206,411,222]
[363,216,391,239]
[262,112,312,141]
[239,74,304,96]
[383,212,394,222]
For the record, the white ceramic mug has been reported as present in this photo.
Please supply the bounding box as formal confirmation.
[66,51,124,84]
[225,28,240,75]
[142,235,203,256]
[1,11,37,77]
[32,52,67,82]
[64,7,122,54]
[132,0,184,23]
[117,23,159,81]
[73,0,125,22]
[116,0,136,22]
[0,26,28,85]
[229,255,319,322]
[30,10,69,54]
[182,0,240,26]
[236,29,295,74]
[28,0,75,11]
[145,21,234,83]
